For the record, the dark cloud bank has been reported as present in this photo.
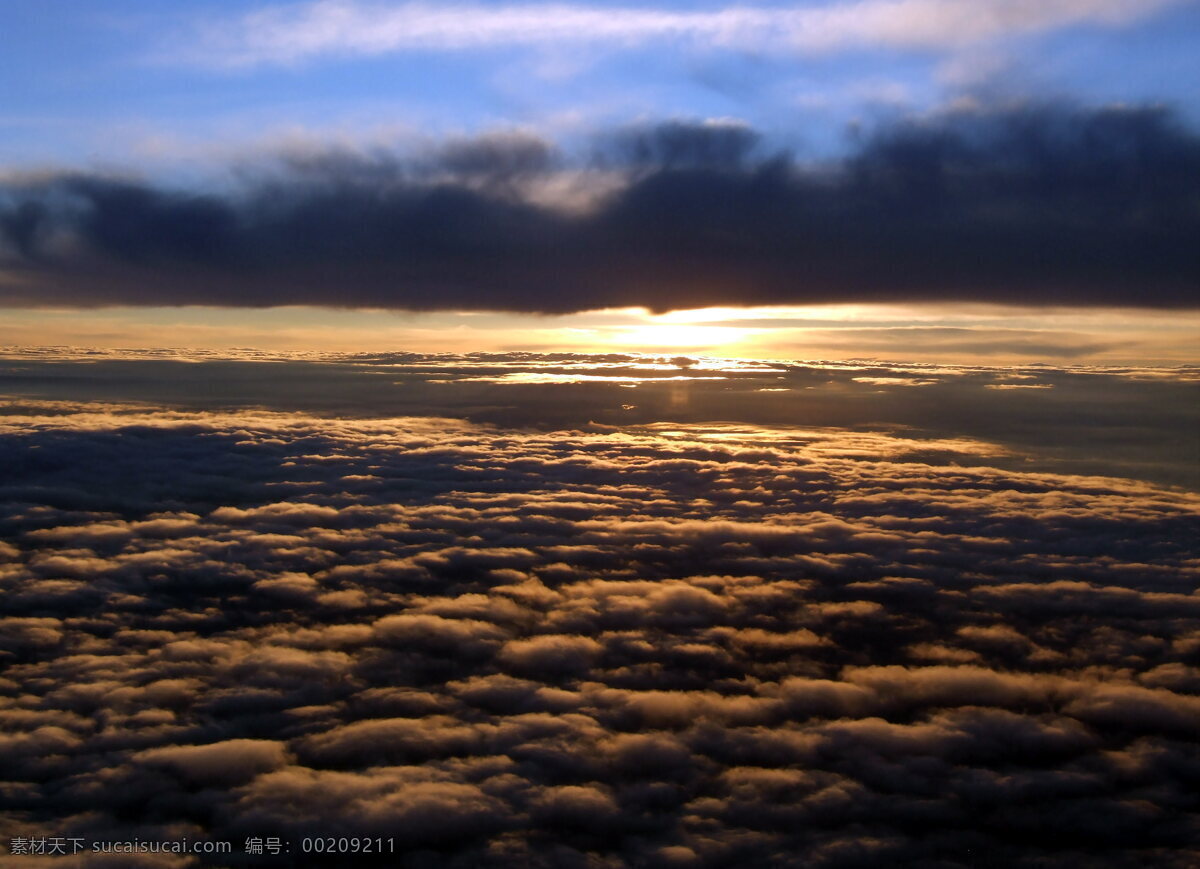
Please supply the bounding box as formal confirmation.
[2,103,1199,312]
[2,355,1199,867]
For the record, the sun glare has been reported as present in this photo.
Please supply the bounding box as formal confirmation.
[611,322,754,349]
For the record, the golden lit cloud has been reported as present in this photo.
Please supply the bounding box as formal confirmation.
[1,303,1197,365]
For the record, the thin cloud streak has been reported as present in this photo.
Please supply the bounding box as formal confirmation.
[175,0,1187,68]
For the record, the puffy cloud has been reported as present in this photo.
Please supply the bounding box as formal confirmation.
[498,635,605,676]
[234,766,512,841]
[1,385,1198,866]
[133,740,291,786]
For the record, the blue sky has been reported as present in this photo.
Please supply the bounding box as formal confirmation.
[3,0,1199,169]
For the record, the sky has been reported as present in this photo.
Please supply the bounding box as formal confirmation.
[1,0,1198,362]
[2,0,1199,167]
[3,7,1200,865]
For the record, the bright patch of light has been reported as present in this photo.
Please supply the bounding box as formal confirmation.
[611,322,756,348]
[446,372,729,384]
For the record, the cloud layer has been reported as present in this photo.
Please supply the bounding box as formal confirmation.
[2,350,1197,488]
[2,104,1198,314]
[2,385,1199,866]
[176,0,1185,67]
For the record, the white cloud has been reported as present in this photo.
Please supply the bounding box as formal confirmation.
[174,0,1186,67]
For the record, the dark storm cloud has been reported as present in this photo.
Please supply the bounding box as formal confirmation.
[2,382,1200,867]
[2,103,1198,313]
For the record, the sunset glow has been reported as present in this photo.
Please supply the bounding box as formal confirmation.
[5,303,1198,365]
